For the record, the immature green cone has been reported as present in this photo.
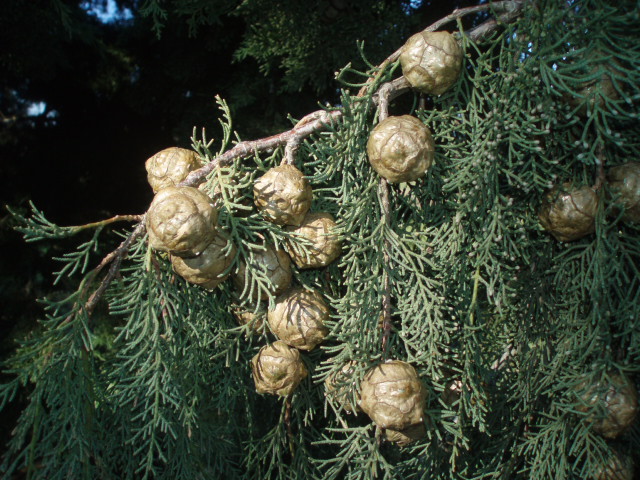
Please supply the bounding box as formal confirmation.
[594,450,634,480]
[367,115,435,184]
[359,360,427,431]
[232,244,292,300]
[286,212,341,269]
[538,183,598,242]
[268,287,329,351]
[145,147,203,193]
[577,373,638,439]
[251,341,308,396]
[607,162,640,222]
[146,186,218,257]
[171,230,236,290]
[324,361,360,413]
[384,422,426,446]
[253,164,313,226]
[399,30,463,95]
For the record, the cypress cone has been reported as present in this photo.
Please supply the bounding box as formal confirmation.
[359,360,427,431]
[399,30,463,96]
[145,147,203,193]
[607,162,640,223]
[146,186,218,257]
[253,164,313,226]
[286,212,341,269]
[171,230,236,290]
[538,183,598,242]
[366,115,435,184]
[251,341,308,396]
[576,372,638,439]
[268,287,330,351]
[233,244,292,300]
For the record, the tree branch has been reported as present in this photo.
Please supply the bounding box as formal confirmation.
[67,0,529,324]
[376,85,394,355]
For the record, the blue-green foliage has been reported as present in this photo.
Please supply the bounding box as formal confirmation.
[2,1,640,479]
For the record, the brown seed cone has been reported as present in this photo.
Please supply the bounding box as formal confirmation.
[324,361,360,413]
[251,340,308,396]
[366,115,435,184]
[171,230,236,290]
[399,31,463,96]
[253,164,313,226]
[577,373,638,439]
[232,306,265,332]
[384,422,426,446]
[286,212,341,269]
[146,186,218,257]
[232,244,292,300]
[607,162,640,223]
[268,287,330,351]
[146,147,203,193]
[359,360,427,431]
[594,450,634,480]
[564,60,620,116]
[538,183,598,242]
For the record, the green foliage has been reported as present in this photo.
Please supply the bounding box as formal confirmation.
[2,1,640,479]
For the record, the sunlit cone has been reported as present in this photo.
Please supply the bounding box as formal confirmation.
[359,360,427,431]
[367,115,435,184]
[268,287,330,351]
[253,164,312,226]
[146,186,218,257]
[251,340,308,396]
[145,147,203,193]
[400,30,463,95]
[171,230,236,289]
[286,212,341,269]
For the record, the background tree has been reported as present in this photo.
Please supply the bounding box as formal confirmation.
[2,0,639,479]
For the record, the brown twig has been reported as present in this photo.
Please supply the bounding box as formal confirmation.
[83,221,146,317]
[282,138,301,166]
[182,110,343,187]
[67,214,144,233]
[376,85,394,355]
[285,396,295,457]
[593,145,606,191]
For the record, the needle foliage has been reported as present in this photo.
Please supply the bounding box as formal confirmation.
[2,1,639,479]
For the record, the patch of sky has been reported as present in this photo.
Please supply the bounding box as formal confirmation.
[402,0,424,15]
[80,0,133,23]
[27,102,47,117]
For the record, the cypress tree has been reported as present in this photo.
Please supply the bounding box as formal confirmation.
[2,1,639,478]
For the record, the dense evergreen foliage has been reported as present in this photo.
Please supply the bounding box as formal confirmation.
[2,1,639,479]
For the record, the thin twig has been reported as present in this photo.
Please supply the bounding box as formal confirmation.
[285,397,295,457]
[84,221,146,316]
[282,138,301,165]
[593,145,606,191]
[377,85,393,355]
[182,110,343,187]
[68,214,143,233]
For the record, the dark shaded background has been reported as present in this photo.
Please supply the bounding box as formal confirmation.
[0,0,481,455]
